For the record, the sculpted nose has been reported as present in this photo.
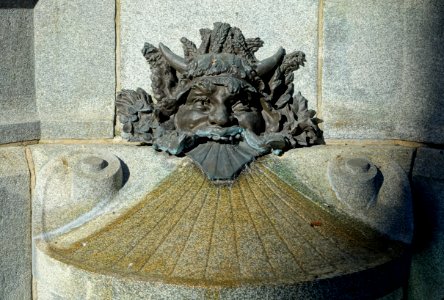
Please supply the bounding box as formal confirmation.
[208,106,229,126]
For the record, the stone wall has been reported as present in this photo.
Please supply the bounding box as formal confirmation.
[0,147,31,299]
[1,0,443,144]
[118,0,319,109]
[321,0,444,144]
[34,0,116,139]
[0,1,443,299]
[0,2,40,144]
[409,148,444,299]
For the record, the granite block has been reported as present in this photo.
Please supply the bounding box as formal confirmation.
[39,120,113,140]
[0,8,40,144]
[32,145,410,299]
[0,147,31,299]
[30,144,181,238]
[322,0,444,144]
[409,147,444,299]
[119,0,319,107]
[267,144,415,243]
[0,119,40,144]
[271,144,414,205]
[34,0,116,139]
[412,147,444,180]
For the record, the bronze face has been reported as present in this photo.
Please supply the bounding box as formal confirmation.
[116,22,320,180]
[174,78,265,135]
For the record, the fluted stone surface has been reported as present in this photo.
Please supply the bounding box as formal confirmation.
[32,145,411,299]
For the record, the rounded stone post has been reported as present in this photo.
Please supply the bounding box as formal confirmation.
[328,157,381,209]
[71,151,123,208]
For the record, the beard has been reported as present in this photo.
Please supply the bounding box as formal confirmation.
[153,125,278,180]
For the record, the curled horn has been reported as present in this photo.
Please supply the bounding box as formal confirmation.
[158,43,188,73]
[255,47,286,76]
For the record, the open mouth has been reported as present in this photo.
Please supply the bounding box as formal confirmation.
[186,127,262,181]
[193,126,244,142]
[154,125,269,180]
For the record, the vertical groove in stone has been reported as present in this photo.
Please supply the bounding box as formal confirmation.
[228,185,241,278]
[170,184,218,279]
[247,170,336,274]
[114,172,196,271]
[230,178,275,279]
[204,186,221,278]
[316,0,325,120]
[140,178,208,275]
[114,0,121,136]
[169,183,210,276]
[256,162,386,263]
[48,161,403,285]
[206,185,240,281]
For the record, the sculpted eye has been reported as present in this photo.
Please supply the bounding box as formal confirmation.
[193,97,210,110]
[232,101,251,112]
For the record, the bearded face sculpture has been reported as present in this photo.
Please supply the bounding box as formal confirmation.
[116,22,322,180]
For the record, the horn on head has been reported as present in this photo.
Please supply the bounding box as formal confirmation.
[255,47,286,76]
[158,43,188,73]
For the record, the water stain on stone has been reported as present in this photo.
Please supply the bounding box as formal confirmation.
[46,158,405,287]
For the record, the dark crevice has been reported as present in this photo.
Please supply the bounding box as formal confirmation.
[0,0,39,9]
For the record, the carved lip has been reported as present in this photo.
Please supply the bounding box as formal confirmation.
[43,162,406,290]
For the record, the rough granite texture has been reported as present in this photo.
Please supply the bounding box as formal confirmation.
[31,145,411,299]
[322,0,444,144]
[0,8,40,144]
[0,147,31,299]
[119,0,319,107]
[409,147,444,299]
[265,145,415,243]
[31,144,181,240]
[34,0,116,139]
[270,145,414,205]
[0,119,40,144]
[34,242,408,300]
[327,155,413,244]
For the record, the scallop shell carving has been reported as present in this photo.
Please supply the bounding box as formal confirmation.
[186,142,260,180]
[46,160,404,287]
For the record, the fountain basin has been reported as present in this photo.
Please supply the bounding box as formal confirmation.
[31,144,413,299]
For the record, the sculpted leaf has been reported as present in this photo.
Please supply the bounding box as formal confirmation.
[116,23,323,180]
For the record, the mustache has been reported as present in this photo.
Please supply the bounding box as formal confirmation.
[194,126,244,142]
[154,126,279,157]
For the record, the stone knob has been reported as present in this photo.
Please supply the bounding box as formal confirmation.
[80,156,108,172]
[346,158,371,174]
[328,156,381,210]
[71,151,123,205]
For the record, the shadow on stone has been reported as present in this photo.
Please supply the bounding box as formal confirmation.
[411,177,442,252]
[374,168,384,200]
[117,157,130,187]
[0,0,38,8]
[419,2,444,145]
